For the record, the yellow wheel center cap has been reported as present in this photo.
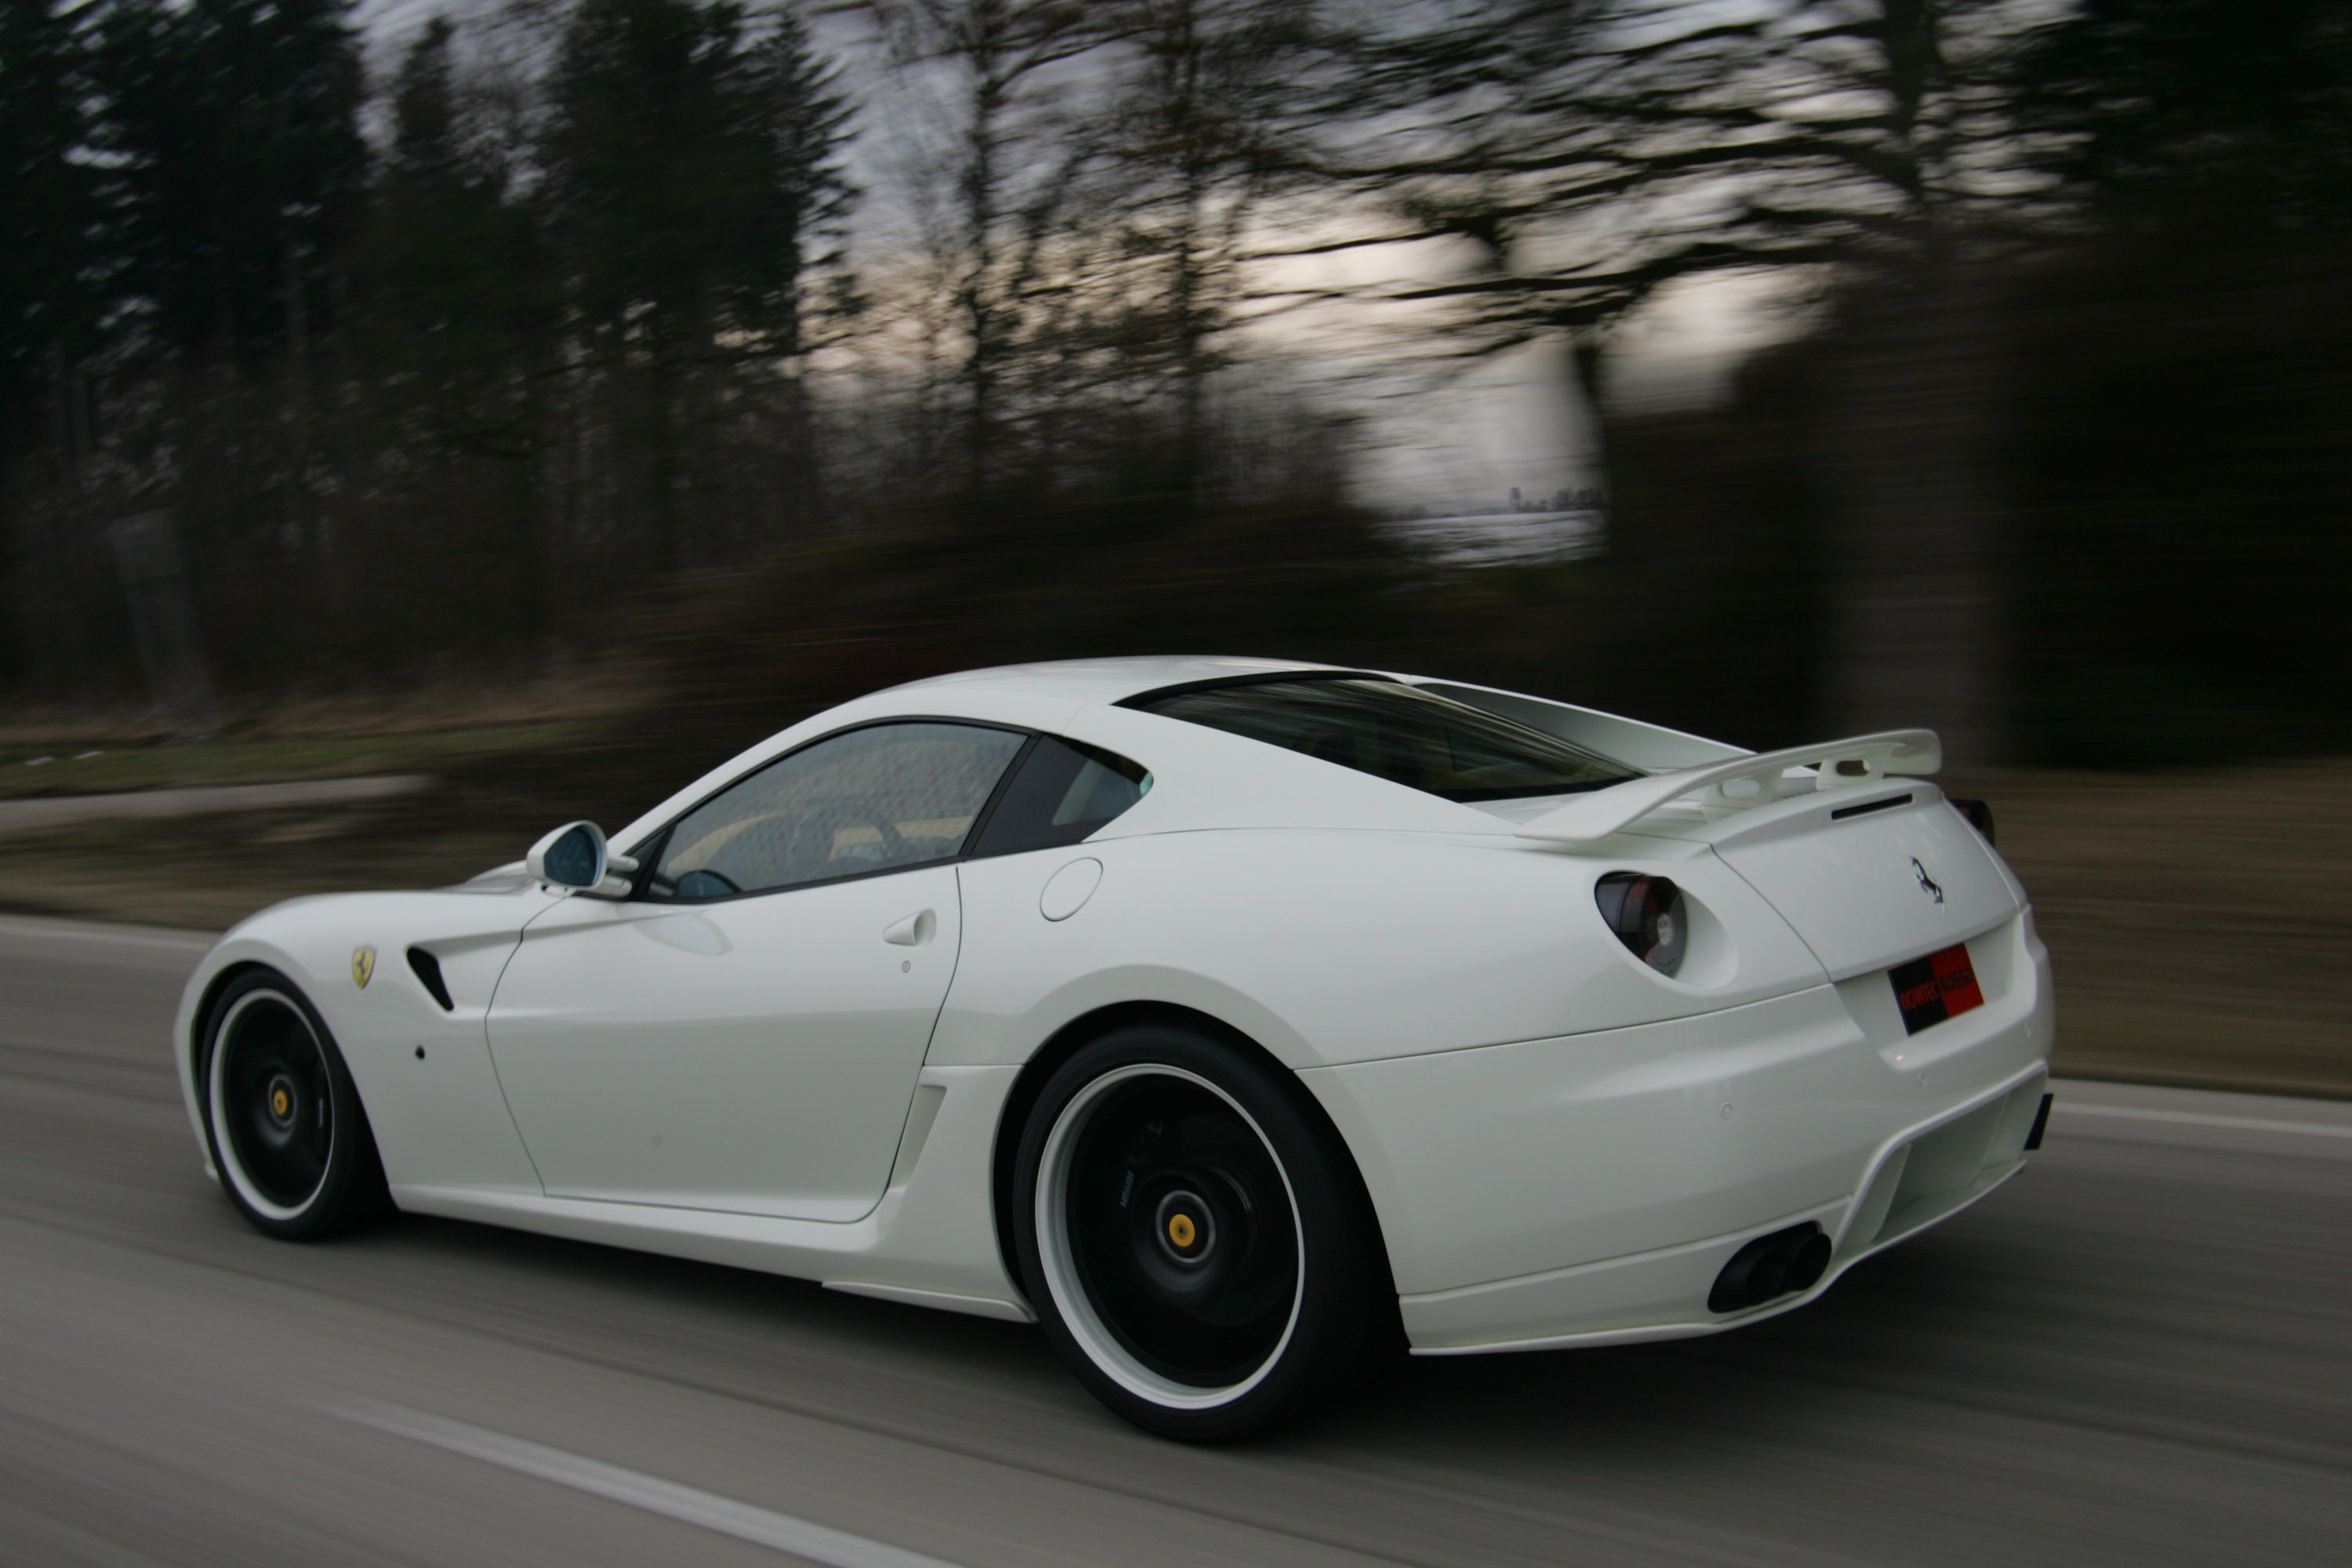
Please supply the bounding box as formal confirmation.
[1167,1213,1196,1249]
[271,1087,291,1118]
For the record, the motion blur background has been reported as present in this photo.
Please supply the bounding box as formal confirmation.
[2,0,2347,1092]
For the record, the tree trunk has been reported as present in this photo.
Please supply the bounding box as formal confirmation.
[1815,267,2010,765]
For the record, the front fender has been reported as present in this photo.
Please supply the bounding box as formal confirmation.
[174,884,561,1191]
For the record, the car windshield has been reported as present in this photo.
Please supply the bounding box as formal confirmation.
[1136,677,1641,802]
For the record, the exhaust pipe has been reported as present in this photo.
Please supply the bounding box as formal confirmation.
[1708,1222,1834,1313]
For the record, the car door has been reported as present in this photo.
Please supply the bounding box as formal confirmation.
[485,720,1029,1221]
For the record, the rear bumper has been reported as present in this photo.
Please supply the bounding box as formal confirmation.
[1397,1065,2047,1354]
[1302,909,2054,1354]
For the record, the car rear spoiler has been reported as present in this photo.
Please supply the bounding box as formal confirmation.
[1515,730,1944,845]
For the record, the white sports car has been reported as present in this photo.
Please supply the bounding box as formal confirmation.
[175,658,2053,1438]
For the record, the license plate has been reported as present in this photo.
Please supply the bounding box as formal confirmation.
[1890,943,1984,1034]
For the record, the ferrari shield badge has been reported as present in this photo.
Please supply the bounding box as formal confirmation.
[351,946,376,989]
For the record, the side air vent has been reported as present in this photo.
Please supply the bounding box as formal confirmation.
[406,946,454,1011]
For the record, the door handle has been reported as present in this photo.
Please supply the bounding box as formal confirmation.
[882,910,937,947]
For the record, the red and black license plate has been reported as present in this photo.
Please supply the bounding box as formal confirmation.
[1890,943,1985,1034]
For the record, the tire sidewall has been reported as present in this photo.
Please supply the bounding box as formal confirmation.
[1012,1023,1382,1440]
[198,966,386,1240]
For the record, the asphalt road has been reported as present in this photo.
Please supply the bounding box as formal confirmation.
[2,913,2346,1567]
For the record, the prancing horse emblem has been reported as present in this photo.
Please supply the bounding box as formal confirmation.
[1911,858,1944,904]
[351,946,376,988]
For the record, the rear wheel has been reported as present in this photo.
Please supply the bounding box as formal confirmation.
[199,967,388,1240]
[1013,1024,1393,1440]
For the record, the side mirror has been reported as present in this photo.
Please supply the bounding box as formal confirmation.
[525,821,639,897]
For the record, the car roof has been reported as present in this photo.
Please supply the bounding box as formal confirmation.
[876,655,1363,708]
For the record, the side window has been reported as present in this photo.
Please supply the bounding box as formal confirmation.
[648,722,1027,900]
[970,736,1151,858]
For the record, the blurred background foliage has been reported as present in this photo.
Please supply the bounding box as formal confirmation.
[0,0,2346,769]
[3,0,2350,1091]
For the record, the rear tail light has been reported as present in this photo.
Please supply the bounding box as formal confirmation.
[1595,873,1688,975]
[1948,797,1995,844]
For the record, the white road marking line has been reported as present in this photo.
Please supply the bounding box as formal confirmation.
[0,773,430,833]
[341,1400,970,1568]
[2053,1103,2352,1138]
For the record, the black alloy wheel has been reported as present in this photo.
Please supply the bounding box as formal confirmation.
[199,967,389,1240]
[1012,1023,1397,1440]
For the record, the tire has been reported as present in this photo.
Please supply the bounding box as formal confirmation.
[1011,1022,1395,1440]
[198,967,390,1240]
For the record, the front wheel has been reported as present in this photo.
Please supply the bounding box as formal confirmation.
[199,967,389,1240]
[1012,1024,1395,1440]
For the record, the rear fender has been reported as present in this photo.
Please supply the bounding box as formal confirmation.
[933,829,1828,1073]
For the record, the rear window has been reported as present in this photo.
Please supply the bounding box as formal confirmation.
[1135,677,1639,803]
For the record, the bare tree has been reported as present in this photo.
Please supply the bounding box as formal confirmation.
[866,1,1104,496]
[1088,0,1316,502]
